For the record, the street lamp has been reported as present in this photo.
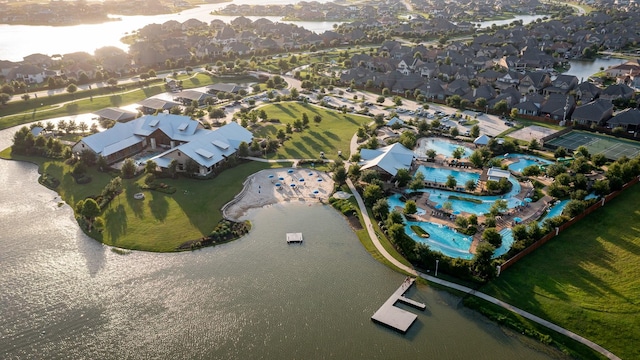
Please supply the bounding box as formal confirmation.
[435,259,439,277]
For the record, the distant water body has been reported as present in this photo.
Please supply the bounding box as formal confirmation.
[0,0,338,62]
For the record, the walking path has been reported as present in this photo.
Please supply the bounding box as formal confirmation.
[344,175,621,360]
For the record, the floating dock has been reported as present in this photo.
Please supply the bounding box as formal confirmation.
[286,232,303,244]
[371,278,426,333]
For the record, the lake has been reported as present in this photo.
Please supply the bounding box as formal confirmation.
[0,1,340,62]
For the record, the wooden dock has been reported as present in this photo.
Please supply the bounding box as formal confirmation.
[371,277,426,333]
[286,232,303,244]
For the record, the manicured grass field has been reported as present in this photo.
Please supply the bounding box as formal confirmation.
[253,102,371,160]
[2,148,288,252]
[479,185,640,360]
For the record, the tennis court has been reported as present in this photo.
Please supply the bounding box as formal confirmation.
[546,130,640,160]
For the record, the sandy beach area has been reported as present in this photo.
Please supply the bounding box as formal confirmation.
[223,168,335,221]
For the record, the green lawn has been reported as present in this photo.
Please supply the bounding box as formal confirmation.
[479,185,640,360]
[2,148,288,252]
[253,102,371,160]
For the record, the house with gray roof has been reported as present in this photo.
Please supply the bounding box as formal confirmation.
[72,114,252,176]
[600,83,634,101]
[137,98,180,114]
[571,98,613,127]
[606,108,640,132]
[94,107,138,123]
[72,114,202,164]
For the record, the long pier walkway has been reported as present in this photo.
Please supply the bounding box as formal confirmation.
[371,277,426,333]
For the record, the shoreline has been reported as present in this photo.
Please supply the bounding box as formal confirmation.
[223,168,335,222]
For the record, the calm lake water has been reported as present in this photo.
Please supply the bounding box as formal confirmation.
[0,1,340,62]
[565,57,627,81]
[0,124,564,359]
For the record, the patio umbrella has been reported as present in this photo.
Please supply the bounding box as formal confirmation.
[275,183,281,187]
[279,177,284,181]
[308,172,313,176]
[514,217,522,223]
[317,178,323,182]
[453,210,461,215]
[290,183,296,187]
[313,189,319,194]
[524,198,532,202]
[299,178,304,182]
[435,204,442,209]
[268,174,274,178]
[287,169,294,173]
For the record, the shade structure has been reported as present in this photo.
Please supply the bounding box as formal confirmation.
[434,204,442,209]
[524,198,532,202]
[287,169,294,173]
[514,217,522,223]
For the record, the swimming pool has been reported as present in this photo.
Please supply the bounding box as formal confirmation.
[416,165,480,185]
[502,153,553,173]
[416,138,473,158]
[405,220,475,259]
[404,176,522,215]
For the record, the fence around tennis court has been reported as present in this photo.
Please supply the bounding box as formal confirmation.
[498,176,640,274]
[544,130,640,160]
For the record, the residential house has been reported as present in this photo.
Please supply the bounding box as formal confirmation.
[539,94,575,121]
[571,98,614,126]
[8,64,47,84]
[575,81,602,102]
[518,71,551,95]
[543,74,579,96]
[137,98,180,114]
[606,108,640,132]
[600,83,634,101]
[173,90,214,106]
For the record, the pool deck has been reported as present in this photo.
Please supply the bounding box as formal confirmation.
[371,277,426,333]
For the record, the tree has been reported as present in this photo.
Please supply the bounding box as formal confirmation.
[404,200,417,215]
[564,199,586,218]
[107,78,118,87]
[121,158,136,178]
[450,127,459,137]
[394,168,412,187]
[409,171,425,190]
[363,184,383,207]
[494,100,509,114]
[333,167,347,186]
[554,146,568,159]
[313,114,322,124]
[426,149,437,161]
[445,175,457,189]
[529,138,540,150]
[302,113,309,127]
[452,146,465,159]
[290,87,299,99]
[489,199,508,215]
[510,108,519,119]
[144,160,157,175]
[372,198,389,220]
[376,95,385,104]
[80,198,101,231]
[66,84,78,94]
[474,97,487,108]
[482,227,502,248]
[522,165,541,176]
[470,125,480,138]
[465,179,477,192]
[472,242,495,279]
[78,122,88,133]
